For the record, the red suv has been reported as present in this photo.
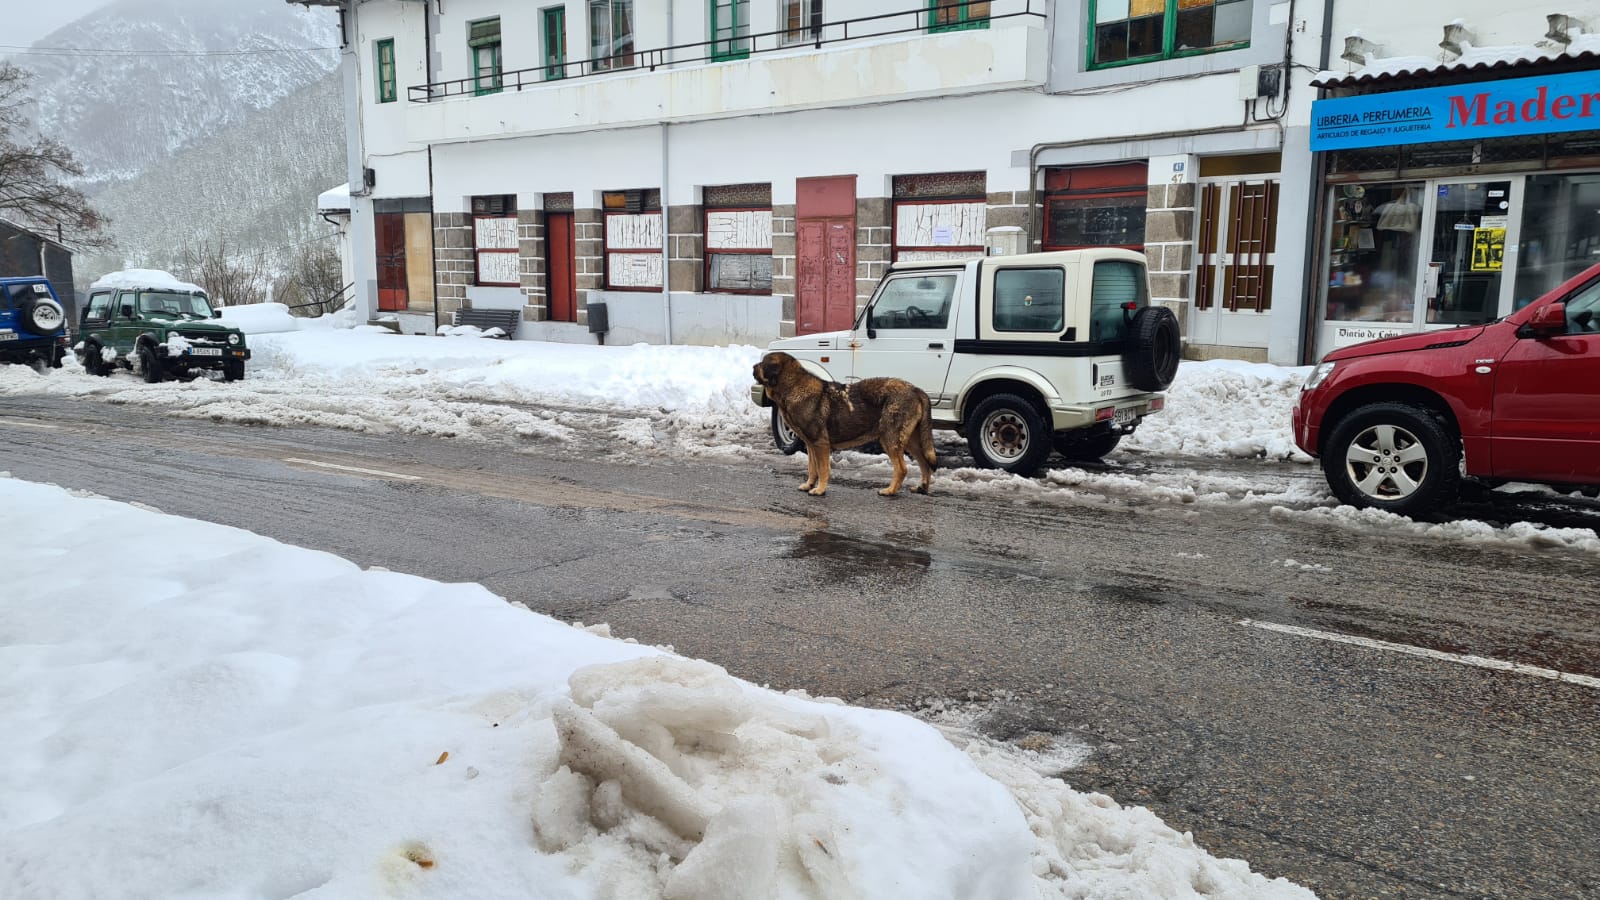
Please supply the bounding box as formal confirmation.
[1294,262,1600,516]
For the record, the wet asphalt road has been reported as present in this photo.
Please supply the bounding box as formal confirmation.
[1,395,1598,899]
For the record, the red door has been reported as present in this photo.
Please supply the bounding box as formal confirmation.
[1491,280,1600,482]
[795,176,856,335]
[546,212,576,323]
[375,212,408,312]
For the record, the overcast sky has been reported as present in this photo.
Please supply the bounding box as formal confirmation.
[6,1,117,50]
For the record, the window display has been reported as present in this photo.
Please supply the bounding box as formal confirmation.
[1325,183,1421,323]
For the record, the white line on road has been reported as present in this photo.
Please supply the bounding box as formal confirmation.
[0,417,59,429]
[282,458,421,481]
[1240,619,1600,690]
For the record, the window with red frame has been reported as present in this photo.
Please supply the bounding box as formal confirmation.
[891,171,986,262]
[472,194,519,286]
[703,183,772,294]
[603,189,662,291]
[1042,163,1147,251]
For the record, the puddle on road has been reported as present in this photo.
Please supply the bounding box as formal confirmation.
[787,530,932,572]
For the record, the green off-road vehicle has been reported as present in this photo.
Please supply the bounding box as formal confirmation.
[78,271,250,381]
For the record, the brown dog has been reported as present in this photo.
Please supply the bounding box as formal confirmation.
[753,351,936,496]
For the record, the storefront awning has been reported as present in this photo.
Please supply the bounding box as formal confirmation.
[1313,34,1600,88]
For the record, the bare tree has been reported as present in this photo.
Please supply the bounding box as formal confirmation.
[0,62,108,250]
[177,238,268,306]
[275,237,344,316]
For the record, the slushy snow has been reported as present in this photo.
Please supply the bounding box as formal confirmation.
[0,476,1313,899]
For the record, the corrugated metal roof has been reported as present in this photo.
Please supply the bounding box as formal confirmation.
[1313,33,1600,88]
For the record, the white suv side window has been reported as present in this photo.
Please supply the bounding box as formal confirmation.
[993,268,1064,333]
[868,273,956,330]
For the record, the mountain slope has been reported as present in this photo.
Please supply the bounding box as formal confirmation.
[19,0,338,187]
[80,70,345,279]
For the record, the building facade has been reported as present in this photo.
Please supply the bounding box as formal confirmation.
[300,0,1329,364]
[1307,2,1600,359]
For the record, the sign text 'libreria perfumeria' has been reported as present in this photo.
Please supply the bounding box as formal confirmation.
[1311,69,1600,151]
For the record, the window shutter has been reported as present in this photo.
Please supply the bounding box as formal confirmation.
[468,18,501,47]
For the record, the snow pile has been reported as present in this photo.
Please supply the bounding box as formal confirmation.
[162,332,191,354]
[0,476,1311,900]
[217,301,299,334]
[438,324,507,338]
[88,268,205,294]
[1270,505,1600,557]
[1129,360,1312,462]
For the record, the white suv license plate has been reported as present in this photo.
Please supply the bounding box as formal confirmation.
[188,348,223,356]
[0,331,17,342]
[1112,407,1138,427]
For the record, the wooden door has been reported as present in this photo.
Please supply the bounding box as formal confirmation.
[375,212,408,311]
[545,212,576,322]
[795,176,857,334]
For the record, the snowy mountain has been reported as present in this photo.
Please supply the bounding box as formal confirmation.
[17,0,339,188]
[78,71,344,279]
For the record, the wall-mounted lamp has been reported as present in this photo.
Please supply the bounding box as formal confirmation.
[1341,34,1382,66]
[1439,21,1475,58]
[1545,13,1586,44]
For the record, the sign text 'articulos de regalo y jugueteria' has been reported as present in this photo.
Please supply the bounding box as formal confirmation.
[1310,69,1600,151]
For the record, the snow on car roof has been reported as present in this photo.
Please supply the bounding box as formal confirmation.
[89,269,206,294]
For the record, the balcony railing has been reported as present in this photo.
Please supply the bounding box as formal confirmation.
[407,0,1046,103]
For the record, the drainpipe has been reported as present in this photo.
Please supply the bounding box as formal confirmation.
[1296,0,1338,365]
[660,121,673,345]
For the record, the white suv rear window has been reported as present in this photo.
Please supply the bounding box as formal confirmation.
[1090,260,1146,342]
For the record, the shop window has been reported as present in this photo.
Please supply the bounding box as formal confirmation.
[468,18,502,95]
[1090,0,1251,69]
[472,194,519,287]
[782,0,823,45]
[929,1,990,33]
[604,189,662,291]
[994,268,1064,333]
[892,172,986,262]
[705,183,773,294]
[1515,173,1600,309]
[1324,183,1422,324]
[1043,163,1147,251]
[589,0,635,72]
[712,0,752,61]
[374,39,396,103]
[543,7,567,80]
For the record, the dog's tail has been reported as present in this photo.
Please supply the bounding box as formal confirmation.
[917,388,937,470]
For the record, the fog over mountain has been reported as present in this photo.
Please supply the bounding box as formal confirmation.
[10,0,346,280]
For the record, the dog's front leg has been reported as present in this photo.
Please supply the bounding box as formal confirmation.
[809,442,832,495]
[798,440,818,492]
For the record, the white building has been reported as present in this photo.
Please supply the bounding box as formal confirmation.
[1307,2,1600,359]
[295,0,1329,365]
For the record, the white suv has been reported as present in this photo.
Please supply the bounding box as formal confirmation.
[751,249,1180,476]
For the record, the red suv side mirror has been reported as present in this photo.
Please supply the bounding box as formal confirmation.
[1523,301,1567,338]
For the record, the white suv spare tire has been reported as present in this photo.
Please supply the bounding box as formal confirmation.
[1123,305,1181,392]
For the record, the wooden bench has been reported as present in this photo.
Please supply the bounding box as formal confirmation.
[452,307,520,339]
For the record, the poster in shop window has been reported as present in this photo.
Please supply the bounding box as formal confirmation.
[1471,227,1505,272]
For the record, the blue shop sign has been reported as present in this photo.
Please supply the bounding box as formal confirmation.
[1311,69,1600,151]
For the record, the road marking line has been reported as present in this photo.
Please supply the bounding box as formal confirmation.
[0,417,59,429]
[282,458,421,481]
[1239,619,1600,690]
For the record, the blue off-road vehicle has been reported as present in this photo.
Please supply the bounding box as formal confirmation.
[0,277,71,369]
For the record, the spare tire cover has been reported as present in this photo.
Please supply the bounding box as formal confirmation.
[1123,305,1181,392]
[20,296,66,335]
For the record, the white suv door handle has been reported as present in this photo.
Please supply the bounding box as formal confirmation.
[928,342,944,349]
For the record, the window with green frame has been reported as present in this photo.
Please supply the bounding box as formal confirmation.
[468,17,502,95]
[374,38,396,103]
[711,0,751,61]
[928,0,990,33]
[542,7,567,80]
[1089,0,1251,69]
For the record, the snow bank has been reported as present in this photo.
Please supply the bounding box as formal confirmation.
[1128,359,1312,462]
[216,301,299,334]
[0,476,1311,900]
